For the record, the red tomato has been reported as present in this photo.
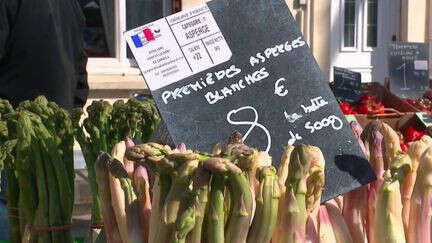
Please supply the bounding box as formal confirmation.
[375,104,385,114]
[404,126,425,142]
[339,102,352,115]
[360,94,373,103]
[357,103,372,114]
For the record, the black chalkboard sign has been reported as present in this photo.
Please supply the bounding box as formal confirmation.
[389,42,429,98]
[125,0,375,201]
[333,67,362,103]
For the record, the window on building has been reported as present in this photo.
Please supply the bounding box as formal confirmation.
[366,0,378,47]
[344,0,356,48]
[341,0,379,51]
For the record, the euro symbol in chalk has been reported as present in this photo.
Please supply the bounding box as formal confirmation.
[274,78,288,97]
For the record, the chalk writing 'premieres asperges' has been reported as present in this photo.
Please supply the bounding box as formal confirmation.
[160,36,307,105]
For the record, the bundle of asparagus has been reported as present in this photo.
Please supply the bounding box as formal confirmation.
[342,120,431,243]
[96,119,432,243]
[71,98,160,232]
[0,97,75,243]
[94,132,326,243]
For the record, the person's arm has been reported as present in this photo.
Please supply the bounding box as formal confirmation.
[72,0,89,109]
[74,45,89,109]
[0,0,20,60]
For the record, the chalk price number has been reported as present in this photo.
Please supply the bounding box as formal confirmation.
[226,106,272,152]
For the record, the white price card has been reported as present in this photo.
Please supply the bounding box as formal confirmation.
[124,4,232,91]
[414,60,428,71]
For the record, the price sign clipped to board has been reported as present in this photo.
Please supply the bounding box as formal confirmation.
[124,0,375,201]
[333,67,362,103]
[389,42,429,99]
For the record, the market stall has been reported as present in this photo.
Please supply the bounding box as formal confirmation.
[1,0,432,243]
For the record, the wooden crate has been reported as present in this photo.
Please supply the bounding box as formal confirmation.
[330,82,419,112]
[354,112,425,133]
[361,82,419,113]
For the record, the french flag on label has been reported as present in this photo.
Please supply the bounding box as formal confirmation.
[131,28,155,48]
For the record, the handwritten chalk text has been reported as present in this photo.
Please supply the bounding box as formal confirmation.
[301,97,329,114]
[249,37,306,67]
[161,65,242,104]
[284,112,303,123]
[205,67,270,104]
[226,106,271,152]
[305,115,343,133]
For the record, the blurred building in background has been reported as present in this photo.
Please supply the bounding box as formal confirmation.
[79,0,431,103]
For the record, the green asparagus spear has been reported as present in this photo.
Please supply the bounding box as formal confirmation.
[86,100,113,153]
[207,174,225,243]
[28,113,68,242]
[110,100,128,145]
[31,138,52,243]
[187,166,210,243]
[203,157,254,243]
[15,112,38,232]
[30,114,73,224]
[0,99,14,116]
[225,168,254,243]
[247,166,280,243]
[71,108,102,226]
[154,159,199,243]
[3,140,20,243]
[172,201,196,243]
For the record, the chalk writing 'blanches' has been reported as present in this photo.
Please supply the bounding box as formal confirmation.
[205,67,269,104]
